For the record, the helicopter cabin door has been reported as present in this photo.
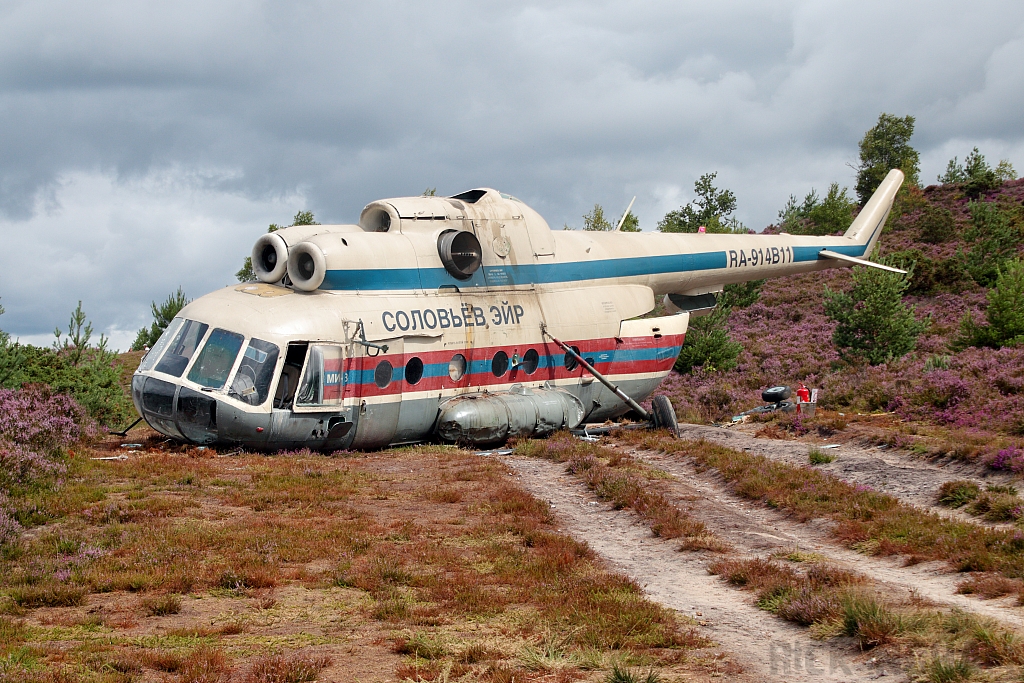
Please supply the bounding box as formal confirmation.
[347,337,403,449]
[271,341,352,449]
[392,335,440,443]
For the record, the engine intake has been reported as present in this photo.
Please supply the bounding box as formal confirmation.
[438,230,482,280]
[287,242,327,291]
[252,232,289,283]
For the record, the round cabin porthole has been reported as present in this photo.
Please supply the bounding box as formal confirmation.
[522,349,540,374]
[405,357,424,385]
[491,351,509,377]
[374,360,393,388]
[563,346,581,371]
[449,354,467,381]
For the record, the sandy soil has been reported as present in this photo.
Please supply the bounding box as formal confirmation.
[502,456,892,683]
[682,422,1017,526]
[502,424,1024,683]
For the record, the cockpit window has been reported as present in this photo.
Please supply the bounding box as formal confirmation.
[187,328,244,389]
[139,317,184,372]
[154,319,209,377]
[296,344,346,407]
[229,338,280,406]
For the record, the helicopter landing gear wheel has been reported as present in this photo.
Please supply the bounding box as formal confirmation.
[651,394,678,437]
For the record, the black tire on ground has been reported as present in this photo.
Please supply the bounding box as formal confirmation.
[761,385,792,403]
[651,395,679,437]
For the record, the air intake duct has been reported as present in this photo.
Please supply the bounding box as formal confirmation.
[287,241,327,291]
[252,233,289,283]
[438,230,482,280]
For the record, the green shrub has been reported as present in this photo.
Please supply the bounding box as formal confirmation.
[937,481,980,508]
[922,655,974,683]
[963,201,1022,287]
[674,305,742,374]
[808,448,835,465]
[0,302,135,428]
[778,183,855,235]
[918,205,956,244]
[955,258,1024,350]
[824,258,929,365]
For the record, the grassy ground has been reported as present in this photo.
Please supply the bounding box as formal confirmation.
[0,431,727,683]
[622,431,1024,582]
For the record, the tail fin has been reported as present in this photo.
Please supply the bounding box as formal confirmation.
[844,168,904,257]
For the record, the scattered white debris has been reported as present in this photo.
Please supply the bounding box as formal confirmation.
[475,449,514,457]
[822,444,841,449]
[92,455,128,461]
[119,443,143,449]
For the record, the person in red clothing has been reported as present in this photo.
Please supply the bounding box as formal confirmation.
[796,382,811,404]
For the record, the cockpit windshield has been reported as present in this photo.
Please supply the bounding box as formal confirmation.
[155,319,209,377]
[187,328,244,389]
[229,338,280,406]
[138,318,183,373]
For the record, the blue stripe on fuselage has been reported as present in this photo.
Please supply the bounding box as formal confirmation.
[321,251,727,290]
[321,240,873,292]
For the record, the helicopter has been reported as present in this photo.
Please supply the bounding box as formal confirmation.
[130,170,905,450]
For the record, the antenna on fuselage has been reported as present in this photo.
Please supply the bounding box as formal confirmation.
[614,196,636,231]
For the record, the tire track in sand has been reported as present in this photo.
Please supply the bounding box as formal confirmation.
[502,455,891,683]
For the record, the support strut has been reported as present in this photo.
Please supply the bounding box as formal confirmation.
[540,323,651,421]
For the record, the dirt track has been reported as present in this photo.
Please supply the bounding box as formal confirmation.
[502,424,1024,683]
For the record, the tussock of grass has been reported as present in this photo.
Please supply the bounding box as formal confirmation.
[955,573,1023,599]
[242,651,332,683]
[807,447,835,465]
[711,555,1024,673]
[517,434,727,550]
[624,432,1024,581]
[938,481,981,508]
[606,662,661,683]
[921,654,974,683]
[142,592,182,616]
[8,584,85,608]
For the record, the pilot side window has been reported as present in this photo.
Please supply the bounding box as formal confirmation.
[187,328,245,389]
[229,338,281,406]
[295,344,346,407]
[154,319,210,377]
[138,317,184,372]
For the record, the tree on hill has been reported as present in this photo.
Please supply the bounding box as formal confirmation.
[855,113,920,205]
[659,173,744,233]
[582,204,613,231]
[824,259,929,365]
[236,211,320,282]
[777,183,856,235]
[963,199,1023,287]
[955,258,1024,350]
[132,287,190,351]
[568,204,639,232]
[0,299,24,386]
[939,148,1016,198]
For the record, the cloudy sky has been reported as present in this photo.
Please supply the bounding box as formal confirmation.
[1,0,1022,350]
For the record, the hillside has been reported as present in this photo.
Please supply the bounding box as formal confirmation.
[660,178,1024,463]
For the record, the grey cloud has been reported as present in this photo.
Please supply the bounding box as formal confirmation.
[1,0,1023,344]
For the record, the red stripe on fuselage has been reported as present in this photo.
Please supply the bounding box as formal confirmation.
[344,334,684,398]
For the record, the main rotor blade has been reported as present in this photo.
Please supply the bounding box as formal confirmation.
[615,196,636,231]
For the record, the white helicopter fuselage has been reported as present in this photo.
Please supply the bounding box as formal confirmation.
[131,172,904,450]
